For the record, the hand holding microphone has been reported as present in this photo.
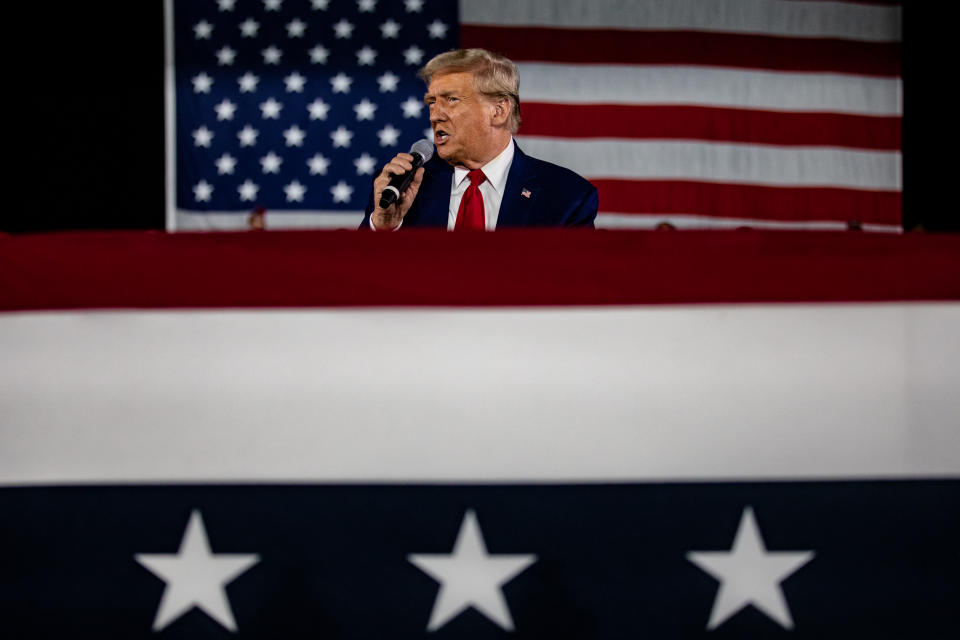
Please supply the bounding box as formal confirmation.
[371,139,433,231]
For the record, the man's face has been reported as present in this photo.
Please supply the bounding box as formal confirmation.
[425,71,497,169]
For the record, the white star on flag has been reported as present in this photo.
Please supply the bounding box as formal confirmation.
[312,0,329,9]
[330,180,354,203]
[283,125,305,146]
[238,180,259,201]
[193,21,213,39]
[284,72,306,93]
[215,46,236,66]
[356,46,377,66]
[307,98,330,120]
[354,99,377,120]
[239,18,259,37]
[135,511,259,632]
[217,0,236,11]
[331,126,353,148]
[238,72,259,93]
[284,180,306,202]
[215,153,237,175]
[308,153,330,175]
[260,97,283,119]
[309,44,329,64]
[237,125,259,147]
[380,19,400,38]
[427,20,448,39]
[192,126,214,147]
[286,18,306,38]
[403,45,424,65]
[354,153,377,175]
[192,73,213,93]
[333,19,354,39]
[687,507,815,630]
[377,124,400,146]
[377,71,399,92]
[400,96,423,118]
[331,73,353,93]
[408,510,537,631]
[260,152,283,173]
[192,181,214,202]
[214,99,237,121]
[262,45,283,64]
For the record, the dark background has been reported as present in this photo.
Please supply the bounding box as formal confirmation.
[8,4,951,233]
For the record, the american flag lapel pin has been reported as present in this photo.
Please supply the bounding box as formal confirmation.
[521,188,532,199]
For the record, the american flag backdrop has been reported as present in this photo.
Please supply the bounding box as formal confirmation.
[168,0,902,231]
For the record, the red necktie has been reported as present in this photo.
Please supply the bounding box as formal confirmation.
[454,169,486,231]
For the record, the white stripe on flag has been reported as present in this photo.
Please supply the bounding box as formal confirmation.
[2,304,957,485]
[517,63,902,116]
[516,137,902,189]
[175,210,365,231]
[593,214,901,233]
[461,0,902,42]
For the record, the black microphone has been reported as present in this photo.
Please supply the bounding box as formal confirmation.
[379,139,434,209]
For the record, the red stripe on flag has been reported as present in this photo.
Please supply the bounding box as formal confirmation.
[461,26,901,76]
[520,104,901,150]
[592,180,902,225]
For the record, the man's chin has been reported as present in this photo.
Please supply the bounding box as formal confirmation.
[436,145,457,163]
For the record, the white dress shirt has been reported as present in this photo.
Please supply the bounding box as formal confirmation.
[447,138,515,231]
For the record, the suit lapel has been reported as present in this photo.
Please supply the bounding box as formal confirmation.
[415,157,453,227]
[497,143,538,228]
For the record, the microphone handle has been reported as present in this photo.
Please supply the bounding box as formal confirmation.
[379,152,425,209]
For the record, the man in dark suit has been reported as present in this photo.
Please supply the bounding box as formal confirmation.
[360,48,598,231]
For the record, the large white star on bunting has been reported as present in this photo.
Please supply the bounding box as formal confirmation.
[687,507,814,630]
[135,510,260,632]
[408,510,537,631]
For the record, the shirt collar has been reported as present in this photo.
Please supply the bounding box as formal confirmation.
[453,138,514,195]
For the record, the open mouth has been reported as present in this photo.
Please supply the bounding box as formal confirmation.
[434,130,449,144]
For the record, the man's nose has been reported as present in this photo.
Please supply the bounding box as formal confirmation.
[429,104,446,122]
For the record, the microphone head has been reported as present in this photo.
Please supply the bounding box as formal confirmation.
[410,138,434,163]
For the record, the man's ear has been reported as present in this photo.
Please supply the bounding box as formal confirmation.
[490,98,510,126]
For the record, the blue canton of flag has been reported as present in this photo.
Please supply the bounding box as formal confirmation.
[170,0,457,229]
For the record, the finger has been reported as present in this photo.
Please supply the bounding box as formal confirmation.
[400,167,425,202]
[387,153,414,170]
[381,159,414,177]
[407,166,425,193]
[391,155,415,169]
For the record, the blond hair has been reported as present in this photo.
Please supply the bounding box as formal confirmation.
[418,48,522,134]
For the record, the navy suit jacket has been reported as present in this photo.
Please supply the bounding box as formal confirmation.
[360,143,598,229]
